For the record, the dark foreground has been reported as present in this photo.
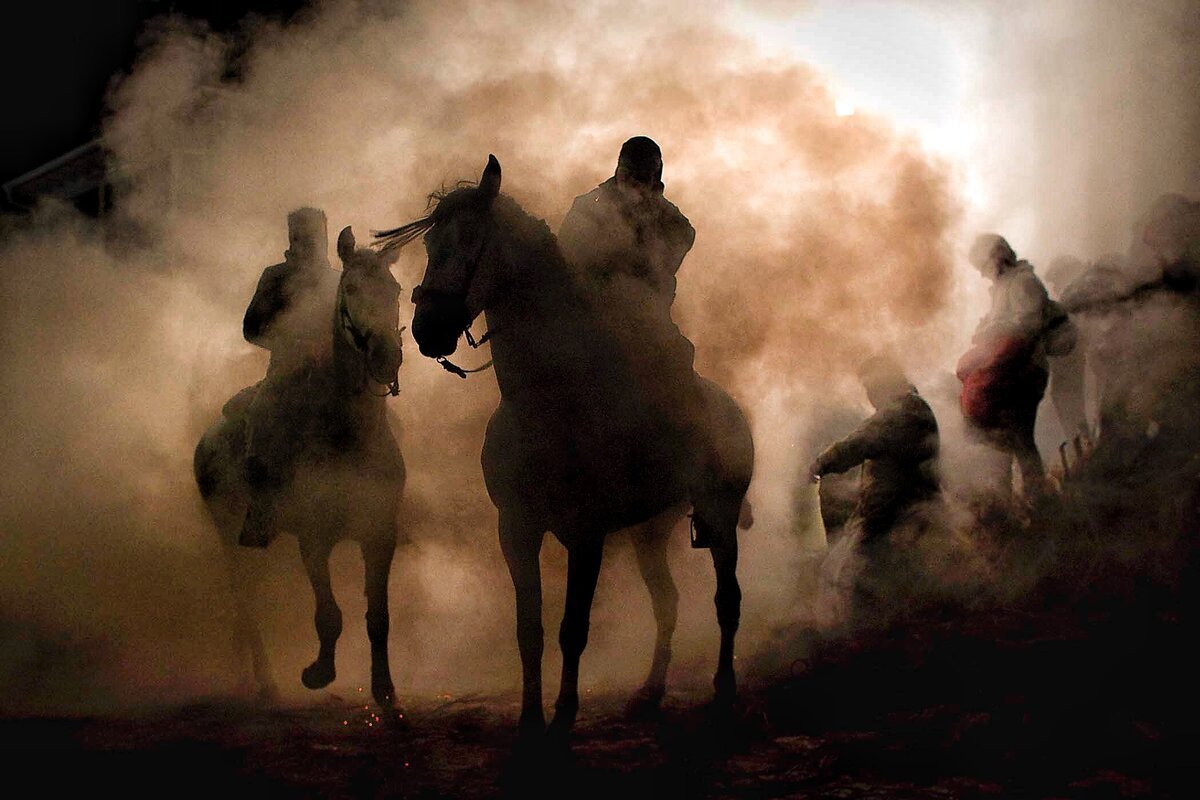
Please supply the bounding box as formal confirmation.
[4,590,1191,800]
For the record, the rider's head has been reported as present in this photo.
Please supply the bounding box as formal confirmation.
[614,136,665,197]
[858,355,911,410]
[286,207,330,268]
[969,233,1017,280]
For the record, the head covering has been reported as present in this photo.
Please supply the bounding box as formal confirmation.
[616,136,664,191]
[969,233,1017,275]
[286,207,329,267]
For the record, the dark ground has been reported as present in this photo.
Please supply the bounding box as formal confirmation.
[3,583,1191,800]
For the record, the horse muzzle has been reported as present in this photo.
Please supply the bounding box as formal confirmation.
[412,288,471,359]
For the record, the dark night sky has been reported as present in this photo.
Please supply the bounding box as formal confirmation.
[0,1,309,186]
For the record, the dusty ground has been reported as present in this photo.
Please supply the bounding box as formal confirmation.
[2,623,1183,800]
[0,691,1013,799]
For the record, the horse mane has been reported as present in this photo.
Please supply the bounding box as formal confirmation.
[375,180,579,307]
[372,182,477,255]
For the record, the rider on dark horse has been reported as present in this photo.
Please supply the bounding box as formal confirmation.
[239,207,342,547]
[558,137,707,496]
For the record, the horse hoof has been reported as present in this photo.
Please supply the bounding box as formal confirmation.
[545,717,574,750]
[301,660,336,690]
[517,708,545,740]
[624,684,665,719]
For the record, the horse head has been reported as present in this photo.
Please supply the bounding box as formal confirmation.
[397,155,503,359]
[335,226,404,390]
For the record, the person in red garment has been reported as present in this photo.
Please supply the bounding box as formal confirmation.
[957,234,1075,501]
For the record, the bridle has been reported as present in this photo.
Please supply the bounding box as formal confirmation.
[337,278,402,397]
[412,214,498,380]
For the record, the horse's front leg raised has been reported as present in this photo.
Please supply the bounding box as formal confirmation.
[362,531,397,708]
[499,509,546,738]
[548,535,604,739]
[299,536,341,691]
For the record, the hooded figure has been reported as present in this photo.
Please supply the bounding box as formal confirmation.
[809,357,940,543]
[558,136,701,434]
[956,234,1074,500]
[239,207,342,547]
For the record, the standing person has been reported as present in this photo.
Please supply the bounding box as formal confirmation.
[240,207,342,547]
[809,357,941,545]
[956,234,1075,501]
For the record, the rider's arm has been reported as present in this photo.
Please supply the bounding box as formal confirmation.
[243,265,289,348]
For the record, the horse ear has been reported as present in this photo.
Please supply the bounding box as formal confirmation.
[479,154,501,202]
[337,226,355,261]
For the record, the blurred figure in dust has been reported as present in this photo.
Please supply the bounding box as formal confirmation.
[956,234,1075,503]
[558,137,703,451]
[1043,255,1089,444]
[239,207,342,547]
[1139,193,1200,294]
[808,356,940,546]
[808,357,940,623]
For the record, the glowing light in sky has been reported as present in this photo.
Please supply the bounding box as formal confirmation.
[732,1,983,159]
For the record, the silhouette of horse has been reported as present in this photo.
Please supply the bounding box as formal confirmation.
[194,227,406,707]
[390,156,754,738]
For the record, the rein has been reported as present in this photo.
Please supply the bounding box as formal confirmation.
[435,323,496,379]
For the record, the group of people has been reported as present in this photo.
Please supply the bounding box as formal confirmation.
[234,135,1199,584]
[809,192,1200,560]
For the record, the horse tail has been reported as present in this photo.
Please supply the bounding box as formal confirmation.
[738,498,754,530]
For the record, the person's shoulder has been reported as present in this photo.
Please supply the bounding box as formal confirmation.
[575,179,615,206]
[1010,261,1048,293]
[564,182,611,222]
[259,262,289,281]
[656,194,695,242]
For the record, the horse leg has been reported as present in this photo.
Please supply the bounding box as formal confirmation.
[361,530,397,708]
[695,503,741,708]
[626,512,680,716]
[223,543,278,702]
[548,535,605,739]
[499,509,546,737]
[299,536,341,690]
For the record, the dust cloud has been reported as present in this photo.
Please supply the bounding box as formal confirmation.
[1,0,1195,713]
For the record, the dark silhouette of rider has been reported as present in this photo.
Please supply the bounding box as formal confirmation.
[559,136,696,302]
[240,207,341,547]
[558,137,703,458]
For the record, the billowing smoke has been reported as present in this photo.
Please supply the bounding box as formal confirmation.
[1,0,1195,713]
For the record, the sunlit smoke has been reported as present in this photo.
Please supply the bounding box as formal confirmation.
[1,0,1197,713]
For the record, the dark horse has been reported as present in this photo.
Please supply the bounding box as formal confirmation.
[390,156,754,737]
[193,227,406,707]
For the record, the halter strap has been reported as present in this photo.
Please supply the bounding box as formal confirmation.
[434,320,497,379]
[336,278,402,397]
